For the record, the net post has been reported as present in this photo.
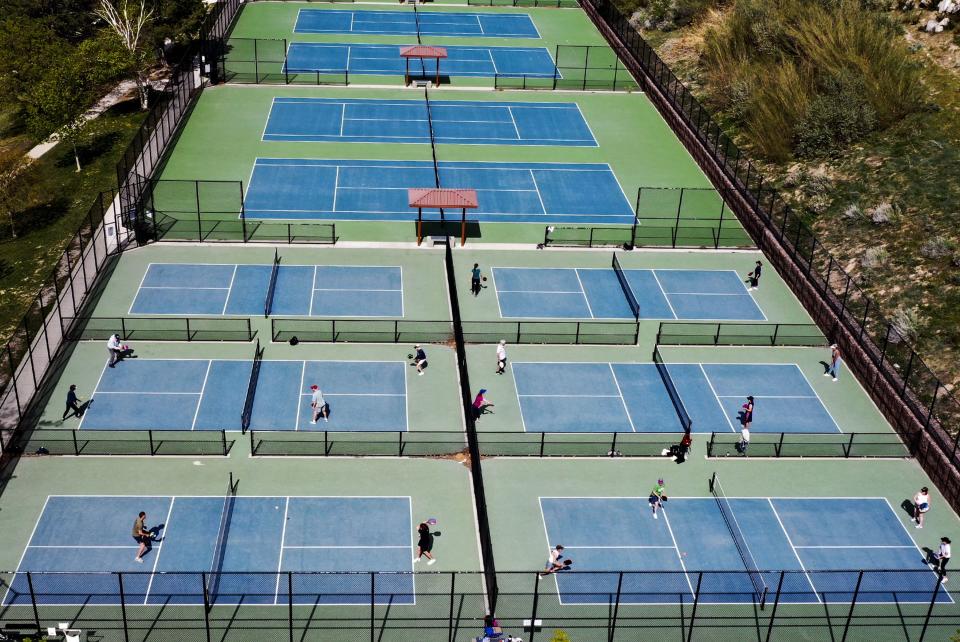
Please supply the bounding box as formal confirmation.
[707,432,714,457]
[149,429,156,455]
[195,180,203,241]
[220,429,227,456]
[72,429,80,456]
[539,431,545,457]
[249,429,255,455]
[708,472,716,492]
[775,432,785,457]
[841,570,864,641]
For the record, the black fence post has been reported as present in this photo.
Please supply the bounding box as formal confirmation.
[608,571,623,642]
[919,570,945,641]
[447,572,456,642]
[840,570,863,642]
[26,572,41,634]
[288,571,294,642]
[72,430,80,456]
[686,571,702,641]
[118,572,131,642]
[201,572,212,642]
[370,572,375,642]
[529,572,541,642]
[775,432,785,457]
[764,571,785,642]
[221,430,228,456]
[539,432,545,457]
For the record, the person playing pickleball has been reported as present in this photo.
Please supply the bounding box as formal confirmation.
[414,518,438,566]
[133,511,153,563]
[649,478,667,520]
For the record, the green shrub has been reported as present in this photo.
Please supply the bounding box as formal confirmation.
[700,0,923,160]
[795,70,877,156]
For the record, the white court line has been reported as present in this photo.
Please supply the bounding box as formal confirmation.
[190,361,214,431]
[793,545,918,549]
[86,391,203,396]
[573,269,594,318]
[76,360,111,431]
[308,266,319,317]
[662,508,697,598]
[517,394,622,398]
[529,169,548,216]
[295,361,307,432]
[767,498,822,604]
[650,270,679,320]
[284,545,410,549]
[700,364,738,433]
[608,363,637,433]
[331,166,340,213]
[144,497,177,604]
[716,395,817,399]
[138,286,230,290]
[273,497,291,605]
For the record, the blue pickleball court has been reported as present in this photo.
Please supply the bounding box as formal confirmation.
[244,159,634,224]
[263,97,596,146]
[78,358,408,432]
[295,9,541,38]
[539,496,949,605]
[512,361,838,433]
[493,267,766,320]
[284,43,557,78]
[130,263,403,317]
[4,495,414,606]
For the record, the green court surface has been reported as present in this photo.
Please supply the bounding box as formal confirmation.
[84,244,451,324]
[33,340,462,435]
[465,344,892,437]
[454,248,810,324]
[154,83,721,244]
[0,455,484,638]
[482,456,960,641]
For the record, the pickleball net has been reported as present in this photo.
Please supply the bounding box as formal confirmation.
[612,253,640,320]
[264,248,280,317]
[240,339,264,433]
[710,472,768,608]
[653,346,692,432]
[423,87,441,189]
[206,472,238,608]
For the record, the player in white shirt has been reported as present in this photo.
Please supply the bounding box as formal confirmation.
[931,537,952,583]
[913,487,931,529]
[495,340,507,375]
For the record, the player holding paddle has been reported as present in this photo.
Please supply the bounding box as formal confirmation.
[414,518,441,566]
[649,478,668,519]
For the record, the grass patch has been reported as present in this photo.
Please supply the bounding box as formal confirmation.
[0,99,145,348]
[634,3,960,390]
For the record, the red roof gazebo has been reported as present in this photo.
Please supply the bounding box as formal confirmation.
[399,45,448,86]
[409,188,478,246]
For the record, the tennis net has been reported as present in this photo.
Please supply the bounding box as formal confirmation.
[264,249,280,317]
[423,88,441,189]
[612,253,639,320]
[206,472,238,607]
[413,2,422,44]
[653,346,692,432]
[710,473,768,608]
[240,339,264,433]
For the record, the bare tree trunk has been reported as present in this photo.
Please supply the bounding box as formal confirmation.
[73,143,81,173]
[136,73,149,110]
[6,211,15,238]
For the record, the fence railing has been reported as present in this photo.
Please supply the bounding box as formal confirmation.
[0,193,128,450]
[542,220,752,249]
[655,322,827,347]
[1,569,957,641]
[707,431,913,459]
[249,430,694,457]
[270,319,641,346]
[4,429,232,457]
[468,0,579,6]
[63,316,255,342]
[580,0,960,516]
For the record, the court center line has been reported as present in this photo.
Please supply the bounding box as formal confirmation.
[792,545,918,549]
[766,498,822,604]
[331,165,340,213]
[89,391,203,396]
[700,363,738,433]
[563,545,679,549]
[138,285,230,290]
[608,363,638,433]
[283,545,410,549]
[309,266,319,318]
[529,169,548,217]
[716,395,817,399]
[661,508,697,598]
[573,269,594,319]
[190,361,214,431]
[507,106,521,141]
[517,393,623,398]
[144,497,176,605]
[650,270,679,320]
[274,497,291,605]
[221,265,238,315]
[295,361,307,432]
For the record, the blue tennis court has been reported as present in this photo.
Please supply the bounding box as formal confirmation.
[244,159,634,224]
[130,263,403,316]
[285,43,557,78]
[512,362,838,433]
[78,359,408,432]
[294,9,540,38]
[539,496,948,605]
[263,97,596,147]
[493,268,765,320]
[5,495,413,606]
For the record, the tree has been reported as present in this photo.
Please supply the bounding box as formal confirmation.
[94,0,155,109]
[549,631,571,642]
[23,61,94,172]
[0,152,33,239]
